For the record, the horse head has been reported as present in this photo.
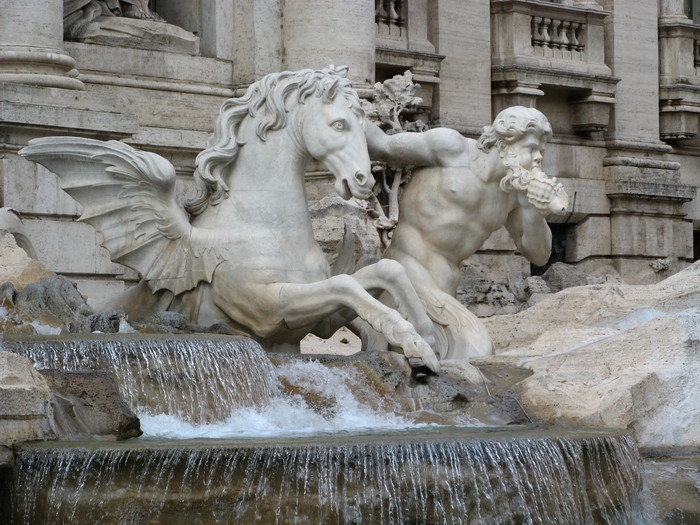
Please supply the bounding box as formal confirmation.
[187,67,374,216]
[294,71,373,200]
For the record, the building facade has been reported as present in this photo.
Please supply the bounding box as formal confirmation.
[1,0,699,302]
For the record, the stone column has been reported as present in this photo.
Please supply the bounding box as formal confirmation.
[283,0,375,88]
[430,0,492,134]
[0,0,83,90]
[232,0,284,87]
[600,0,696,283]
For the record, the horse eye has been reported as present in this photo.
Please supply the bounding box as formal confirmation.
[331,120,347,131]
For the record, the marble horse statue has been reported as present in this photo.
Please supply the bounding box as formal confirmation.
[20,66,440,372]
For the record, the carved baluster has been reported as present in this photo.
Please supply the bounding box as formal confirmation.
[550,20,562,49]
[395,0,404,27]
[568,22,580,49]
[541,18,552,48]
[387,0,399,26]
[532,16,543,46]
[559,20,571,50]
[376,0,388,24]
[574,23,585,52]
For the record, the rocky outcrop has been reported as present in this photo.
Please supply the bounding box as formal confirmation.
[477,260,700,449]
[40,370,141,441]
[457,260,620,317]
[0,352,141,461]
[0,230,54,291]
[271,350,530,426]
[1,276,122,335]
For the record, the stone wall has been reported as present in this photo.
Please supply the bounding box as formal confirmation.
[1,0,700,305]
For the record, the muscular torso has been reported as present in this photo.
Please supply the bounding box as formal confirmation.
[385,164,516,295]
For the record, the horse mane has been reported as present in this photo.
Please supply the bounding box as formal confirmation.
[185,65,364,216]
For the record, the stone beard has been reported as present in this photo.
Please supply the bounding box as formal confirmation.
[499,146,568,215]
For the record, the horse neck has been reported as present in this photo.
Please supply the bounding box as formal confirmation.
[230,125,309,196]
[195,124,315,233]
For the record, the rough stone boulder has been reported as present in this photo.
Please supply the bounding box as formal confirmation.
[40,370,141,441]
[1,276,122,335]
[0,230,54,291]
[478,260,700,449]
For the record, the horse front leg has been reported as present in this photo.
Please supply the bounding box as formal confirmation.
[279,274,440,373]
[312,259,435,347]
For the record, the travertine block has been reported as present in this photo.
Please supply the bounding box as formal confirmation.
[0,157,81,216]
[567,217,611,262]
[65,42,233,86]
[0,352,54,444]
[74,279,130,308]
[610,214,676,258]
[21,220,128,276]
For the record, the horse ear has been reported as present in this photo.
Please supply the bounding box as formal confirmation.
[326,64,349,78]
[327,77,341,100]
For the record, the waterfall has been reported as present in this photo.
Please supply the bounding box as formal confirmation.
[1,335,275,424]
[7,429,645,525]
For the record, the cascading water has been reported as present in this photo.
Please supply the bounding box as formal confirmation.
[8,429,644,524]
[0,335,651,524]
[2,334,275,424]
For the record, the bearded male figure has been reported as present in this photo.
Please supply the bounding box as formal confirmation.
[365,106,569,362]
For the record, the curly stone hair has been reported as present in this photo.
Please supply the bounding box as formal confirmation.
[476,106,552,153]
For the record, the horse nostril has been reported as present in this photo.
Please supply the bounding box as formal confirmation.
[354,171,367,185]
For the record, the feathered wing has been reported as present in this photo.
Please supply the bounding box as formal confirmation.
[20,137,223,295]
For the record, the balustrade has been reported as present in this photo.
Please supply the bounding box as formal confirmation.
[491,0,614,133]
[376,0,404,28]
[531,16,584,54]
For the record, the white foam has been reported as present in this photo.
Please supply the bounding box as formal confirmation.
[140,359,419,439]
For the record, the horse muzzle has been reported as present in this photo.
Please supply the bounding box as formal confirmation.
[337,170,374,200]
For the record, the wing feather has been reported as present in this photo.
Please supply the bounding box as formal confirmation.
[20,137,222,295]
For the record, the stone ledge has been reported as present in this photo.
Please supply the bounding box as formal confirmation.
[605,179,697,201]
[0,101,136,141]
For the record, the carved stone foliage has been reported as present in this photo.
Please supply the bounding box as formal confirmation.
[361,71,428,247]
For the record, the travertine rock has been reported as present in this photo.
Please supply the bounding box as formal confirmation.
[0,352,54,445]
[40,370,142,441]
[541,261,612,292]
[0,230,55,291]
[478,260,700,449]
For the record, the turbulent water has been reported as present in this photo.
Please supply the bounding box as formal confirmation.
[1,335,651,524]
[140,359,417,438]
[1,335,426,436]
[8,430,646,525]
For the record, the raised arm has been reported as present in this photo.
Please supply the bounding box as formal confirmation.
[504,204,552,267]
[365,121,468,167]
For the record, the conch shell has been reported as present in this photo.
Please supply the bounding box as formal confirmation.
[526,169,569,215]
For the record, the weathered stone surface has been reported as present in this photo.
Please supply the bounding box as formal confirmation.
[270,350,527,425]
[39,370,141,441]
[478,260,700,449]
[0,352,54,445]
[644,456,700,524]
[541,261,614,292]
[9,276,101,334]
[69,17,199,56]
[309,193,381,260]
[0,231,55,291]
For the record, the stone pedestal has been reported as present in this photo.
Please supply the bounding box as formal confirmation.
[604,157,696,284]
[0,0,83,90]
